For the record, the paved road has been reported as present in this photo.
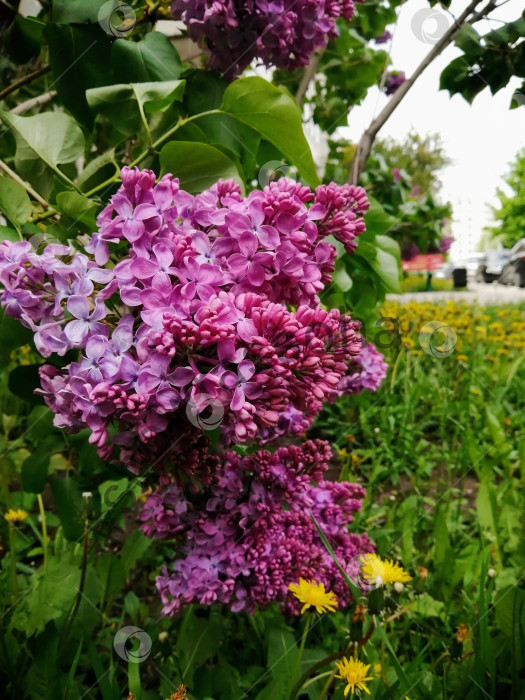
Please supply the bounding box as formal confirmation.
[387,281,525,306]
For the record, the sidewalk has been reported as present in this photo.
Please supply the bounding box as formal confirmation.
[387,282,525,306]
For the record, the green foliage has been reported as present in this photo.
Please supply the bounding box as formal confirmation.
[159,141,243,193]
[220,76,319,186]
[487,147,525,248]
[0,111,85,198]
[440,14,525,107]
[373,131,451,196]
[0,176,32,231]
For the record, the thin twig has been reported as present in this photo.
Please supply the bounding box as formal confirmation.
[0,65,51,101]
[11,90,57,115]
[349,0,488,184]
[295,48,325,108]
[0,158,49,208]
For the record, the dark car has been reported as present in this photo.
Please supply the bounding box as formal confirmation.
[499,239,525,287]
[476,249,511,283]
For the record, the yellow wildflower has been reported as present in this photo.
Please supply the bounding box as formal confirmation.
[360,553,412,587]
[5,508,28,523]
[166,685,188,700]
[335,656,373,696]
[288,578,338,614]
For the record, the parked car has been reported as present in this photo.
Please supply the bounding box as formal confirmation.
[499,239,525,287]
[466,253,487,280]
[434,262,454,279]
[476,249,511,283]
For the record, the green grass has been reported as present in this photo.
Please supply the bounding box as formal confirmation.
[311,301,525,699]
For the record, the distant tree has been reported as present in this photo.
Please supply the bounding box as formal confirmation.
[488,148,525,248]
[372,131,451,196]
[325,132,453,259]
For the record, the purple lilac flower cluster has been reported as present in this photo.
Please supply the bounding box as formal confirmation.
[333,342,388,396]
[0,168,369,474]
[384,70,406,96]
[171,0,356,78]
[140,440,374,614]
[439,235,453,254]
[375,29,392,44]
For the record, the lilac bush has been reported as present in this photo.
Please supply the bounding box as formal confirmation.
[171,0,356,78]
[140,440,373,614]
[0,168,370,475]
[333,342,388,396]
[384,70,406,96]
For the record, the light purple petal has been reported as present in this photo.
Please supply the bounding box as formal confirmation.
[238,231,258,258]
[67,295,90,320]
[137,371,161,394]
[64,319,88,345]
[257,225,280,249]
[170,366,196,387]
[153,242,174,269]
[247,262,265,286]
[86,335,108,361]
[131,257,159,280]
[230,386,245,411]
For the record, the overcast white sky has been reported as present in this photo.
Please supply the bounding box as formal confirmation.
[340,0,525,259]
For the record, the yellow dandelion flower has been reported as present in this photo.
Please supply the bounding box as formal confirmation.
[351,454,362,467]
[335,656,373,696]
[5,508,28,523]
[360,553,412,587]
[456,354,468,362]
[288,578,338,614]
[338,448,349,459]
